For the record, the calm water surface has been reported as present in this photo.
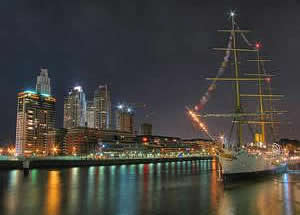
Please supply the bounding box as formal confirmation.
[0,160,299,215]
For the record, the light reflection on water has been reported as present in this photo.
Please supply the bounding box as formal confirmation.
[0,160,299,215]
[44,171,61,215]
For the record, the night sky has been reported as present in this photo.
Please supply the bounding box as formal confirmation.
[1,1,300,143]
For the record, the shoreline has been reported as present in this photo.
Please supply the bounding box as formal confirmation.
[0,156,213,170]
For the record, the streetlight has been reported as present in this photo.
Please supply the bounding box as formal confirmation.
[72,146,76,156]
[52,146,57,156]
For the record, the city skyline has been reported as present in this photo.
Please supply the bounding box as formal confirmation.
[1,1,300,144]
[0,2,298,215]
[15,70,138,132]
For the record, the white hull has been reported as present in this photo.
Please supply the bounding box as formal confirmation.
[218,150,287,176]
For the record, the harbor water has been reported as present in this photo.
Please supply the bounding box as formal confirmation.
[0,160,299,215]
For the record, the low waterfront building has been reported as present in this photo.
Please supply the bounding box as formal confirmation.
[63,127,99,156]
[136,135,213,156]
[182,138,214,155]
[182,138,213,146]
[136,135,182,147]
[63,127,136,156]
[279,138,300,156]
[47,128,68,155]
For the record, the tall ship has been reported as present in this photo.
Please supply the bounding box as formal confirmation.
[188,12,287,180]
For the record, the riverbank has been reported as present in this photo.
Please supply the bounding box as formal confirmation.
[0,156,213,169]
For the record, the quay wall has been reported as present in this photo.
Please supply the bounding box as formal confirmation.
[287,161,300,170]
[0,156,213,170]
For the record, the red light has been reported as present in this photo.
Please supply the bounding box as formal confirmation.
[255,43,260,49]
[265,77,271,83]
[142,137,148,142]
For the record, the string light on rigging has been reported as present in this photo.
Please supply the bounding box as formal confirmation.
[186,107,214,140]
[255,42,261,49]
[265,77,271,83]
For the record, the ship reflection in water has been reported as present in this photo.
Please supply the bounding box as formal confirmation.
[0,160,299,215]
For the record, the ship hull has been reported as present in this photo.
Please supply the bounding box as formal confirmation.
[217,150,287,181]
[222,163,287,181]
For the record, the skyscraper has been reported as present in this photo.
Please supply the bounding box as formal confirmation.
[16,90,56,156]
[86,101,96,128]
[115,105,134,133]
[141,123,152,135]
[36,67,51,95]
[63,86,87,129]
[94,85,111,129]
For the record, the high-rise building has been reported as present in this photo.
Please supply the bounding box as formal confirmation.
[86,101,96,128]
[115,105,134,133]
[36,67,51,95]
[140,123,152,135]
[63,86,87,129]
[16,90,56,156]
[94,85,111,129]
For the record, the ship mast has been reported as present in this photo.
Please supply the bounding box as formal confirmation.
[198,12,286,148]
[256,47,265,144]
[192,12,286,150]
[247,50,285,145]
[231,12,243,148]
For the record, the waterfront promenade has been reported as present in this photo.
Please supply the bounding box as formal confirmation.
[0,155,213,169]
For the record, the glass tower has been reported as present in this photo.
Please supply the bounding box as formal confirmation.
[63,86,87,129]
[36,67,51,95]
[94,85,111,129]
